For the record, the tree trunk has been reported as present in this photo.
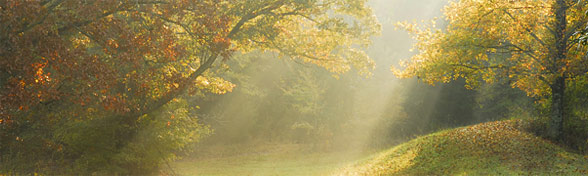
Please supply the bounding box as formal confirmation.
[548,0,568,140]
[549,76,565,140]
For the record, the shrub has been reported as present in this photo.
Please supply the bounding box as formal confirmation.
[0,98,211,175]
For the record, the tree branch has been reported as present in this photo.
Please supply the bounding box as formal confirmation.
[503,10,548,48]
[17,0,65,34]
[123,1,288,120]
[57,2,131,36]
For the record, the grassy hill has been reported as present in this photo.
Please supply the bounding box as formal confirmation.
[337,120,588,175]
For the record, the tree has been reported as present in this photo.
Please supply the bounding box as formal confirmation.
[0,0,380,174]
[196,51,360,146]
[575,8,588,46]
[393,0,588,140]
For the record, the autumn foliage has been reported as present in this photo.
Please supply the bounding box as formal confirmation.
[0,0,379,174]
[394,0,588,143]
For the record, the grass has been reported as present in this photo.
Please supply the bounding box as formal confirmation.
[171,143,371,176]
[173,120,588,175]
[336,120,588,175]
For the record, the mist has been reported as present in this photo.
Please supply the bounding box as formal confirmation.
[193,0,454,150]
[5,0,563,175]
[171,0,583,174]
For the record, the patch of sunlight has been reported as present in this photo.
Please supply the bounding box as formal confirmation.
[336,144,418,175]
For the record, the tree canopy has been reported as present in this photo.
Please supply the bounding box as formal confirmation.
[393,0,588,139]
[0,0,380,174]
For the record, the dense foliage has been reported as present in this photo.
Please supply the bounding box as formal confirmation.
[0,0,379,174]
[394,0,588,147]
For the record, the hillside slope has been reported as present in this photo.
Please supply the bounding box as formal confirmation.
[338,120,588,175]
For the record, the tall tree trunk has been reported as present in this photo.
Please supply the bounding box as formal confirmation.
[548,0,568,140]
[549,77,565,140]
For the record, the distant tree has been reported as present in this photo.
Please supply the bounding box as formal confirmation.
[474,79,535,122]
[0,0,380,174]
[197,52,359,145]
[394,0,588,140]
[374,79,476,143]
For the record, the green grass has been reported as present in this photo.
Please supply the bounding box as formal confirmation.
[173,120,588,175]
[172,143,370,176]
[337,120,588,175]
